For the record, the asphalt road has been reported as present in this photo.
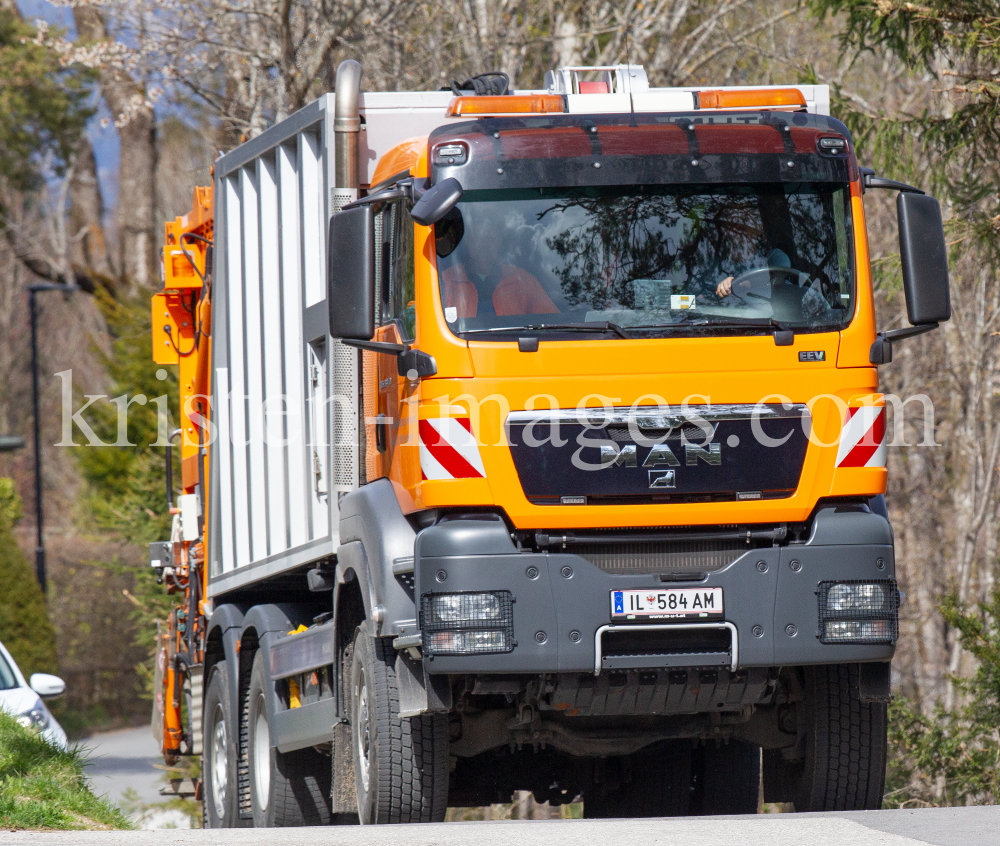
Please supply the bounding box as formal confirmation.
[77,725,190,829]
[1,807,998,844]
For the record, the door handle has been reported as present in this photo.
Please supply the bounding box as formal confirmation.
[375,413,388,453]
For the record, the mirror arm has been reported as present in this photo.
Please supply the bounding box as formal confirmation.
[340,338,438,380]
[860,167,925,195]
[342,338,407,354]
[341,177,430,212]
[870,323,939,365]
[341,186,408,210]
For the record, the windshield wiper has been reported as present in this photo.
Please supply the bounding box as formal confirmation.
[461,321,632,339]
[631,317,795,346]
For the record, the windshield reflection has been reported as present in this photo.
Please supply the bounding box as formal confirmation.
[434,183,854,337]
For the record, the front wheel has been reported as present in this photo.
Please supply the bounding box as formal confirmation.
[765,664,887,811]
[350,621,449,823]
[796,664,887,811]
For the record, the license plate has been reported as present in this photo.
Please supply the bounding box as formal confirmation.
[610,587,724,621]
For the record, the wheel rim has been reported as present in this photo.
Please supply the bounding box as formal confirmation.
[356,669,371,792]
[253,697,270,810]
[211,704,227,820]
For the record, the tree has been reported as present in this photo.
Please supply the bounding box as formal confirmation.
[74,7,158,289]
[0,480,57,678]
[73,291,178,544]
[0,6,94,289]
[806,0,1000,709]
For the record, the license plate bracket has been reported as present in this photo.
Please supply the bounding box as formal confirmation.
[610,587,724,621]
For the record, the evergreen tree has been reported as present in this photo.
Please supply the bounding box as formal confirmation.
[0,481,57,678]
[886,593,1000,805]
[75,290,178,544]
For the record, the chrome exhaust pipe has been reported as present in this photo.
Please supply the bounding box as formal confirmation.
[333,60,362,210]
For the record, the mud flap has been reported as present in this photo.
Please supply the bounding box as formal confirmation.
[188,663,203,756]
[396,652,452,718]
[151,621,166,746]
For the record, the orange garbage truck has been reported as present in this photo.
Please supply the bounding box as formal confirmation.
[150,60,950,824]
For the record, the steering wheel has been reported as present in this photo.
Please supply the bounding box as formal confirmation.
[721,265,813,301]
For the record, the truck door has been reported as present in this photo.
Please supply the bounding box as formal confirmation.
[369,200,416,480]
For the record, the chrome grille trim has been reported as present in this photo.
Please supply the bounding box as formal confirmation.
[506,402,810,429]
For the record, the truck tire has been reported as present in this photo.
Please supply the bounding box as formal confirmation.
[350,621,449,823]
[690,741,760,815]
[203,661,239,828]
[246,651,332,827]
[584,741,691,818]
[794,663,887,811]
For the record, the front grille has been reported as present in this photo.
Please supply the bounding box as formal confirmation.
[602,626,731,657]
[507,403,810,502]
[572,539,747,574]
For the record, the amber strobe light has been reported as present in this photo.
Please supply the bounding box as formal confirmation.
[698,88,807,110]
[447,95,566,117]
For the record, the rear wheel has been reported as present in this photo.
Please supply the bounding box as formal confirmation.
[203,661,239,828]
[584,741,692,818]
[350,621,449,823]
[690,741,760,815]
[793,664,887,811]
[246,651,332,826]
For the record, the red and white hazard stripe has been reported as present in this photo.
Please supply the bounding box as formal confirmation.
[835,406,886,468]
[419,417,486,480]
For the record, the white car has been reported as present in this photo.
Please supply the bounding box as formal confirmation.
[0,639,68,749]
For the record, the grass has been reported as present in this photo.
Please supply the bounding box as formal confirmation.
[0,709,132,830]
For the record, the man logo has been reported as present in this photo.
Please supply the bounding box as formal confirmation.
[648,469,676,489]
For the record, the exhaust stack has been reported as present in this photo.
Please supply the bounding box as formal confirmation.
[333,60,362,210]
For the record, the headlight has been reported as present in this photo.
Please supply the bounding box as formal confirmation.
[428,593,502,625]
[826,582,887,613]
[17,704,50,731]
[421,591,514,656]
[817,580,898,644]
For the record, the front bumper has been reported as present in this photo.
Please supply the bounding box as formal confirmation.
[414,507,895,675]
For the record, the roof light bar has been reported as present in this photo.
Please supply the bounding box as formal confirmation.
[698,88,806,111]
[447,94,566,117]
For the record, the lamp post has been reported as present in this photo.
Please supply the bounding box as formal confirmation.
[29,283,80,592]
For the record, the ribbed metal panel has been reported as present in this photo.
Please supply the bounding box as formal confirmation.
[331,339,358,490]
[572,540,747,574]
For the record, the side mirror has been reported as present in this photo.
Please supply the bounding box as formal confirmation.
[328,205,375,341]
[898,192,951,325]
[30,673,65,700]
[410,178,463,226]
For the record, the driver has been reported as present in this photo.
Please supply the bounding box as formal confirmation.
[715,248,792,299]
[437,211,559,319]
[714,247,834,319]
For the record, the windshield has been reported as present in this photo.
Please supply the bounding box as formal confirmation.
[434,183,854,338]
[0,651,17,690]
